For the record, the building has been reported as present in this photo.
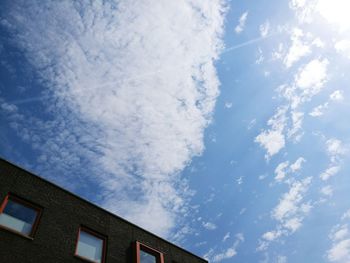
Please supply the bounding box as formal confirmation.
[0,158,207,263]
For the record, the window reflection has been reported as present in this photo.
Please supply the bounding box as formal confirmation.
[76,229,104,263]
[0,198,39,236]
[140,249,157,263]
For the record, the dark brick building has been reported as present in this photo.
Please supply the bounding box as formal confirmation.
[0,158,207,263]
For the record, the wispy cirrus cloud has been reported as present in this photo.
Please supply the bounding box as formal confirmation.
[259,20,270,38]
[205,233,244,262]
[309,90,344,117]
[202,221,217,231]
[235,11,248,34]
[319,138,346,184]
[0,0,227,238]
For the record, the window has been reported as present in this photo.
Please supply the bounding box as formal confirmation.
[140,250,157,263]
[0,194,41,238]
[75,227,106,263]
[135,241,164,263]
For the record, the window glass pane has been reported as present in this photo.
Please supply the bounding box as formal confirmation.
[0,199,37,235]
[76,230,103,263]
[140,250,157,263]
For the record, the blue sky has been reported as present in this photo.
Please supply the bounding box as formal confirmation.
[1,0,350,262]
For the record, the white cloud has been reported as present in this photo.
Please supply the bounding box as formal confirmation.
[284,28,311,68]
[284,217,302,232]
[342,210,350,221]
[258,174,268,180]
[327,138,346,159]
[275,157,305,182]
[272,43,285,60]
[328,239,350,262]
[259,60,328,163]
[320,166,340,181]
[235,11,248,34]
[206,233,244,262]
[289,0,315,23]
[256,130,285,159]
[320,185,333,196]
[331,225,349,241]
[203,221,217,230]
[277,255,288,263]
[257,241,269,252]
[330,90,344,101]
[262,230,283,241]
[212,248,237,262]
[272,177,312,221]
[239,208,247,215]
[1,0,226,238]
[279,58,329,109]
[277,60,326,109]
[290,157,305,172]
[259,177,312,250]
[317,0,350,32]
[225,102,233,108]
[256,48,264,64]
[222,232,230,242]
[236,232,245,242]
[289,0,306,9]
[1,101,18,112]
[260,21,270,38]
[335,40,350,59]
[195,241,207,247]
[255,107,287,159]
[247,119,257,130]
[264,71,271,77]
[275,161,290,182]
[328,223,350,262]
[287,110,304,141]
[295,58,329,97]
[258,229,286,252]
[309,103,329,117]
[310,90,343,117]
[312,37,325,48]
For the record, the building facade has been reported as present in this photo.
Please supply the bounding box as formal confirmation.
[0,158,207,263]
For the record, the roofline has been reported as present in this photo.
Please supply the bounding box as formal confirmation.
[0,157,207,262]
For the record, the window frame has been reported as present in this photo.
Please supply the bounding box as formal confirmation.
[74,226,107,263]
[134,241,165,263]
[0,193,42,239]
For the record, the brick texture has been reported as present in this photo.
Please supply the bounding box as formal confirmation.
[0,158,207,263]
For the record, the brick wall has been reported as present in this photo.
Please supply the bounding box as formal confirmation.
[0,158,207,263]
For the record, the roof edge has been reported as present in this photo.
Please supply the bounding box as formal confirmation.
[0,157,207,262]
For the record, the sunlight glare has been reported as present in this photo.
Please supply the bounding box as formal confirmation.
[317,0,350,32]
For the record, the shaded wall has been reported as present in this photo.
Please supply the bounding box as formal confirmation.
[0,158,207,263]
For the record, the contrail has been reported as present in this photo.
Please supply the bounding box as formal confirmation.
[222,34,275,54]
[4,96,49,105]
[3,34,275,106]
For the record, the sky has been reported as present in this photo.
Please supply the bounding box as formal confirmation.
[1,0,350,262]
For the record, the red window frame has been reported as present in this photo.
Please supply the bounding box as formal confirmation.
[134,241,165,263]
[74,226,107,263]
[0,193,42,239]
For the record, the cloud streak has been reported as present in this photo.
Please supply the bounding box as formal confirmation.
[235,11,248,34]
